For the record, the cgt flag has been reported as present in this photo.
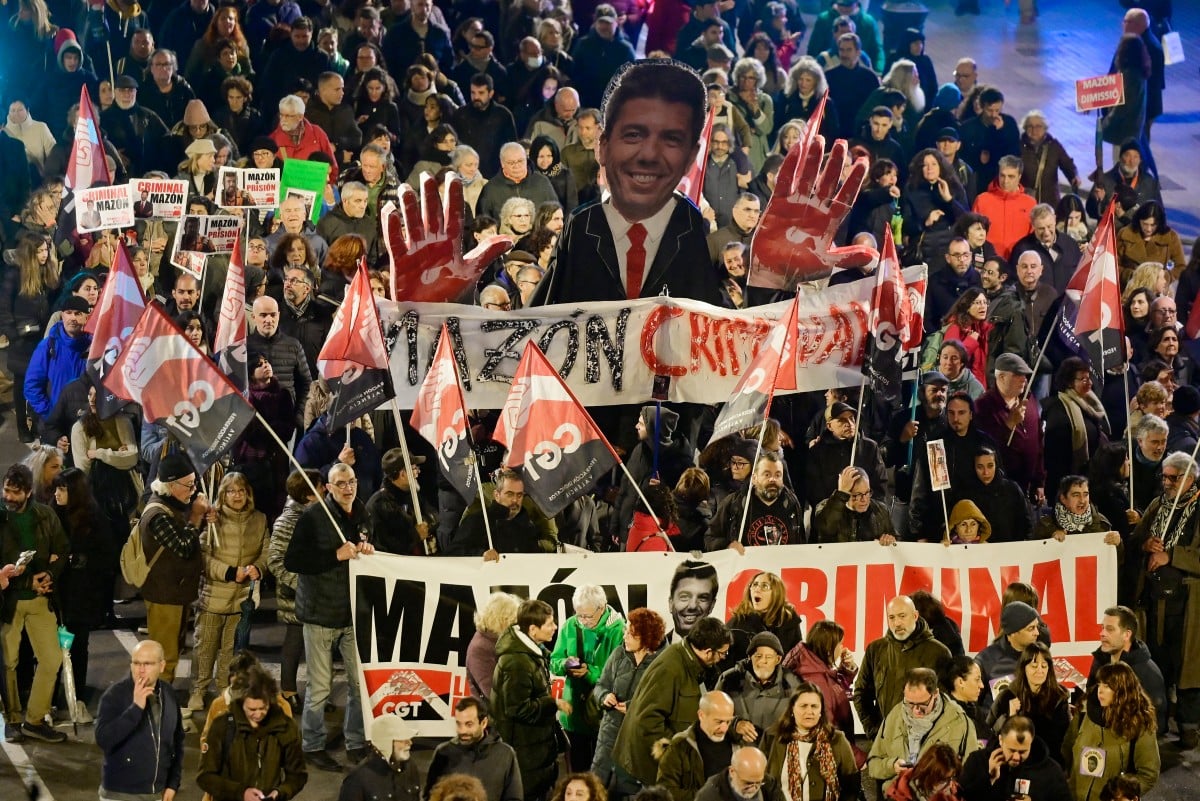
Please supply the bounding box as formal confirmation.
[214,234,248,391]
[103,302,254,472]
[862,225,915,406]
[676,104,716,205]
[493,341,619,517]
[411,324,478,502]
[85,243,145,418]
[66,86,111,193]
[1057,204,1124,385]
[707,293,799,446]
[318,262,394,430]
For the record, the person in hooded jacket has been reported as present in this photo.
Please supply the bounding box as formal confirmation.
[530,134,577,211]
[610,405,695,547]
[945,498,991,544]
[197,668,307,801]
[960,716,1070,801]
[40,31,99,137]
[339,713,421,801]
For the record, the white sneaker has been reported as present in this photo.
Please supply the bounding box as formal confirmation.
[75,701,93,724]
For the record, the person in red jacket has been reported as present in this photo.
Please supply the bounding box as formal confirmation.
[269,94,339,181]
[971,154,1035,260]
[625,481,680,552]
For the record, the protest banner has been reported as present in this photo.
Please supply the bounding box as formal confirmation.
[380,266,927,410]
[171,214,242,275]
[350,534,1117,735]
[76,184,135,232]
[1075,73,1124,112]
[279,158,330,223]
[130,178,188,220]
[217,166,280,209]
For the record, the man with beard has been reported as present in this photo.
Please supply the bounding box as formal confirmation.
[707,193,760,271]
[657,691,739,801]
[25,296,91,436]
[424,697,523,801]
[959,716,1068,801]
[715,633,801,743]
[1129,451,1200,747]
[277,266,331,378]
[613,617,733,788]
[695,747,783,801]
[269,95,338,180]
[707,452,804,551]
[1088,605,1167,735]
[854,596,953,739]
[449,31,507,103]
[339,715,421,801]
[450,75,518,178]
[1132,414,1168,513]
[884,370,950,512]
[0,464,69,743]
[1089,140,1162,219]
[101,74,170,176]
[867,667,978,784]
[365,449,432,556]
[450,469,558,558]
[139,49,197,130]
[560,108,601,203]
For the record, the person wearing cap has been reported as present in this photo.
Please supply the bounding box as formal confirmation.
[933,125,978,206]
[611,405,696,545]
[139,453,210,682]
[1088,139,1162,221]
[102,73,170,176]
[883,370,951,514]
[975,353,1045,503]
[975,602,1044,705]
[802,400,887,511]
[176,136,218,199]
[807,0,882,73]
[716,632,802,746]
[708,451,804,552]
[568,6,637,110]
[23,294,91,434]
[365,448,432,556]
[674,1,736,67]
[247,135,279,170]
[1166,385,1200,454]
[197,667,307,801]
[339,713,421,800]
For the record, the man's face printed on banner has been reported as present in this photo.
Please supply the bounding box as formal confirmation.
[670,575,717,636]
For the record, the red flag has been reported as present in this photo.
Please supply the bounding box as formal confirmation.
[862,226,915,405]
[411,325,478,502]
[493,341,619,517]
[103,303,255,472]
[676,103,716,205]
[66,86,111,193]
[1059,204,1125,383]
[707,294,799,446]
[214,235,248,390]
[318,262,393,429]
[85,242,145,417]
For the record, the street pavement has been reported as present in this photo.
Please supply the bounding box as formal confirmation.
[2,1,1199,798]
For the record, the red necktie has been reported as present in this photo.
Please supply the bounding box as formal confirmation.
[626,222,647,300]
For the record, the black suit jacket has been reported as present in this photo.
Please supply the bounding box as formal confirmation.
[533,197,722,307]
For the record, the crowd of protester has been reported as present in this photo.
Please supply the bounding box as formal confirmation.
[0,0,1188,800]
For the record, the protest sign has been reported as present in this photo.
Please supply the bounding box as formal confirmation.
[130,178,188,220]
[1075,73,1124,112]
[279,158,330,223]
[217,167,280,209]
[77,184,135,232]
[171,214,242,272]
[351,535,1117,735]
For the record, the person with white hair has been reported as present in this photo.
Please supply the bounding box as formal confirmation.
[550,585,627,770]
[729,58,773,173]
[269,93,339,179]
[1017,109,1082,206]
[476,140,557,219]
[340,714,420,799]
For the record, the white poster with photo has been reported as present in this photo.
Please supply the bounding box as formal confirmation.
[283,187,317,220]
[129,178,188,220]
[171,214,242,270]
[217,167,280,209]
[76,184,136,232]
[926,439,951,491]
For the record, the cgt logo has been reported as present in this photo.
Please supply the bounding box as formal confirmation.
[522,422,583,481]
[364,666,469,720]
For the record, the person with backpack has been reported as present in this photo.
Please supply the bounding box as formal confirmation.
[136,454,209,685]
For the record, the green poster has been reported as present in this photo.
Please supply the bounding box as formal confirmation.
[279,158,331,224]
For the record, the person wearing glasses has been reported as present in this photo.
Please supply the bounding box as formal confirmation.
[812,465,898,545]
[283,462,375,772]
[867,667,980,788]
[139,453,210,685]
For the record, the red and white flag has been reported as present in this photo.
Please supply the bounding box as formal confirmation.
[862,225,916,405]
[676,103,716,206]
[85,242,145,417]
[66,86,111,193]
[214,235,248,391]
[1058,204,1124,384]
[411,324,478,502]
[493,341,619,517]
[103,303,255,472]
[707,293,799,446]
[318,262,393,429]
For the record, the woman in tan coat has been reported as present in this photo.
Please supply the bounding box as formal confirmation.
[1116,201,1186,279]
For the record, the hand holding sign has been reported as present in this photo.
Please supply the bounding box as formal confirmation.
[384,172,514,303]
[747,137,874,291]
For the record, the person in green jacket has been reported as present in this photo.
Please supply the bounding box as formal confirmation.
[549,584,625,771]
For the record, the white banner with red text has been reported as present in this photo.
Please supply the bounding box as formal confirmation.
[350,534,1115,737]
[380,267,926,410]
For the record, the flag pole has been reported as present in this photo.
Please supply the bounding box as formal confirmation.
[388,397,424,522]
[1123,366,1134,505]
[1007,307,1061,446]
[255,411,347,542]
[850,374,868,465]
[616,461,664,532]
[736,423,768,545]
[940,487,951,543]
[470,457,496,553]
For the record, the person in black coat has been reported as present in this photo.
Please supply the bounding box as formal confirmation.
[954,448,1033,543]
[802,402,888,509]
[610,406,696,546]
[529,134,577,212]
[340,713,422,801]
[959,718,1071,801]
[365,449,430,556]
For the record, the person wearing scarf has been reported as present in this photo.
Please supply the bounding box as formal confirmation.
[1043,357,1111,496]
[1034,475,1122,546]
[762,683,859,801]
[530,134,577,210]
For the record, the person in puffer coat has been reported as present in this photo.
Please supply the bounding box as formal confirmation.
[716,632,802,746]
[197,669,307,801]
[491,599,570,801]
[189,472,269,713]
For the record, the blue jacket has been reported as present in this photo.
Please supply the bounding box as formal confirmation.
[95,677,185,795]
[24,321,91,418]
[295,415,382,497]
